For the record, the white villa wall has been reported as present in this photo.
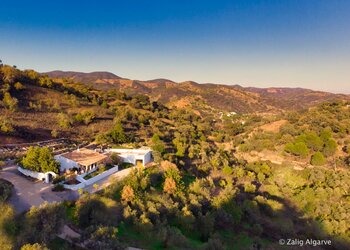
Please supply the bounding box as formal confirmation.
[118,153,136,165]
[54,155,78,172]
[66,165,120,190]
[143,151,152,165]
[17,166,57,183]
[83,165,119,186]
[63,182,85,191]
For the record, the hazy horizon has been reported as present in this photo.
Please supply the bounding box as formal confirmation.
[34,68,347,95]
[1,0,350,94]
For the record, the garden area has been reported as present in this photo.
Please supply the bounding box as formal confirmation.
[83,164,115,180]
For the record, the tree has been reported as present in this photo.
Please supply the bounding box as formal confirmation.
[21,146,40,172]
[1,65,19,84]
[38,76,53,88]
[76,196,106,227]
[84,226,122,250]
[74,110,95,125]
[0,203,15,250]
[57,113,71,129]
[0,116,14,134]
[38,147,60,173]
[163,177,177,194]
[14,82,25,90]
[196,213,214,241]
[121,185,135,203]
[296,132,323,151]
[161,161,183,191]
[110,153,122,165]
[320,128,332,141]
[106,122,128,144]
[21,203,66,244]
[21,147,60,173]
[345,156,350,167]
[2,92,18,111]
[323,139,337,157]
[51,129,58,138]
[0,179,14,202]
[285,142,309,158]
[151,134,165,154]
[101,100,109,109]
[173,137,186,157]
[311,152,326,166]
[131,94,150,109]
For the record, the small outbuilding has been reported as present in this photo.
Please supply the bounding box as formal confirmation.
[106,148,152,166]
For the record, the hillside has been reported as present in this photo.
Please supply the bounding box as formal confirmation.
[45,70,350,113]
[1,65,350,249]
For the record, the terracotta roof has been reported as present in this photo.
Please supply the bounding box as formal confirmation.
[61,148,107,166]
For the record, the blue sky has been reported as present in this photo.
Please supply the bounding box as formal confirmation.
[1,0,350,93]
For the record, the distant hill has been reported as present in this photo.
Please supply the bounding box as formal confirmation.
[45,71,124,84]
[44,71,350,113]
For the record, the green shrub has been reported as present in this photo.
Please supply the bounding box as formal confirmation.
[322,139,337,157]
[21,243,49,250]
[296,132,323,151]
[0,202,15,249]
[0,179,14,202]
[21,203,66,244]
[244,183,256,193]
[52,184,65,192]
[285,142,309,158]
[310,152,326,166]
[52,175,65,184]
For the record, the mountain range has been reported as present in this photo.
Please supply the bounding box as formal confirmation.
[45,70,350,113]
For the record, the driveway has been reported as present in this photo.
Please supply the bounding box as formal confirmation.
[0,165,78,213]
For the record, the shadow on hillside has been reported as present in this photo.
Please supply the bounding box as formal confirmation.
[221,184,350,249]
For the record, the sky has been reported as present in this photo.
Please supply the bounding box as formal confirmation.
[1,0,350,93]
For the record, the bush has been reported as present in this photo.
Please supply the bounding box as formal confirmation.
[0,203,15,250]
[52,175,65,184]
[0,116,15,134]
[0,179,14,202]
[285,142,309,158]
[110,153,122,165]
[75,195,119,228]
[322,139,337,157]
[310,152,326,166]
[74,110,95,125]
[21,243,49,250]
[52,184,65,192]
[296,132,323,151]
[244,183,256,193]
[21,203,66,244]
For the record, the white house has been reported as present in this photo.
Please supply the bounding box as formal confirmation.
[55,148,108,174]
[106,148,152,166]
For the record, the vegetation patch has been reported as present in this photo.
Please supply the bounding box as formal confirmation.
[0,178,14,202]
